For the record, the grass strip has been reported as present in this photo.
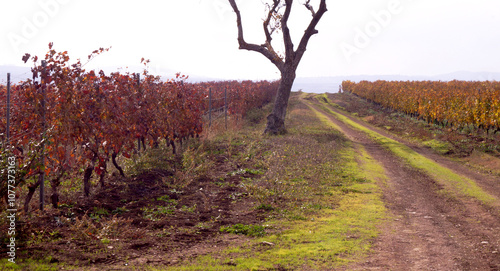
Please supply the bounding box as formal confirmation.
[166,96,387,270]
[314,94,499,208]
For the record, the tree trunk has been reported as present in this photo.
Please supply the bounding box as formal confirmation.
[99,162,107,187]
[169,139,176,155]
[83,155,97,197]
[50,175,62,208]
[24,178,42,213]
[112,152,125,177]
[141,137,146,151]
[83,165,93,197]
[2,194,7,211]
[264,68,296,135]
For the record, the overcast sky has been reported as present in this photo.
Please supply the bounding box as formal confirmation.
[1,0,499,81]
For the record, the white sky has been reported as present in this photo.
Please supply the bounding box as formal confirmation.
[1,0,499,80]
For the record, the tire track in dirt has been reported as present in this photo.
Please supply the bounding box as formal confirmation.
[306,99,500,270]
[324,97,500,203]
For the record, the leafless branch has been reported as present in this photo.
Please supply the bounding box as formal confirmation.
[228,0,285,71]
[227,0,328,134]
[294,0,327,68]
[281,0,294,63]
[228,0,327,73]
[304,0,316,16]
[263,0,281,45]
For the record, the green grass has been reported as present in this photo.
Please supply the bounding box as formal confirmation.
[112,207,130,214]
[142,204,176,221]
[315,94,499,208]
[164,96,387,270]
[220,224,266,237]
[0,258,62,270]
[422,139,452,155]
[168,146,386,270]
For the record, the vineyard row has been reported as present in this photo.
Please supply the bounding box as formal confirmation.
[0,45,278,211]
[342,80,500,132]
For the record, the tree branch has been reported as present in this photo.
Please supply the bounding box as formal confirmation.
[281,0,295,64]
[228,0,285,72]
[304,0,316,16]
[293,0,327,68]
[263,0,281,45]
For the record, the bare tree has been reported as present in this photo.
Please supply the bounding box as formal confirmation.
[228,0,327,134]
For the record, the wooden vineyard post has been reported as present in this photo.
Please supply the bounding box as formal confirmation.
[224,87,227,130]
[209,88,212,127]
[39,60,47,211]
[6,73,10,143]
[136,73,141,152]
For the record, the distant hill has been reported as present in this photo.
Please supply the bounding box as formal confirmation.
[2,65,499,93]
[0,65,217,84]
[292,71,500,93]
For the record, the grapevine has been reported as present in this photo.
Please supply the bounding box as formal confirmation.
[343,80,500,132]
[0,44,278,210]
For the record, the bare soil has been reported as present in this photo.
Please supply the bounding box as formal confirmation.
[308,95,500,270]
[3,149,266,269]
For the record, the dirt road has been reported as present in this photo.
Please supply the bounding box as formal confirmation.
[307,98,500,270]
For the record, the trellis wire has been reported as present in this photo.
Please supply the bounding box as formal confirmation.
[205,87,230,128]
